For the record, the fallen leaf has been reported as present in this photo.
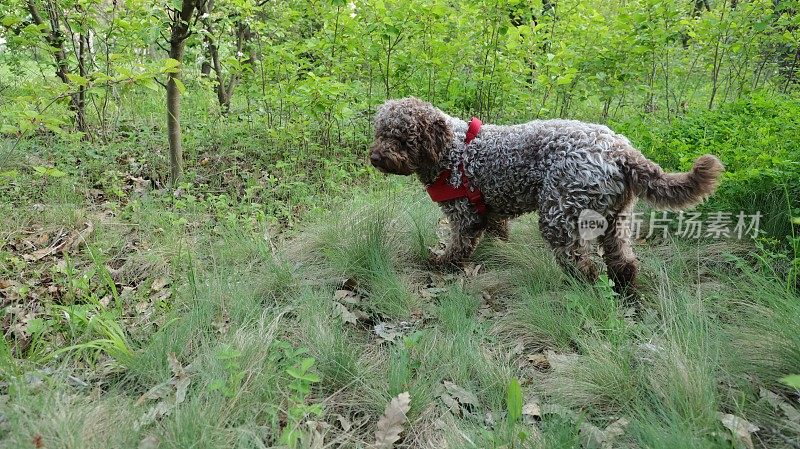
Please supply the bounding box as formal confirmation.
[760,388,800,423]
[420,286,448,299]
[718,412,759,449]
[127,175,151,194]
[151,277,169,292]
[335,302,358,324]
[522,401,541,420]
[604,417,629,440]
[374,322,402,343]
[212,310,231,334]
[334,289,360,304]
[579,418,629,449]
[135,352,192,428]
[341,277,357,291]
[22,222,94,261]
[304,420,328,449]
[580,422,606,449]
[374,391,411,449]
[443,381,479,408]
[334,413,351,431]
[135,301,151,314]
[463,264,482,277]
[545,350,579,369]
[527,353,550,370]
[440,392,461,415]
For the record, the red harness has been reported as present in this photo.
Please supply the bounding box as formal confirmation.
[426,117,487,214]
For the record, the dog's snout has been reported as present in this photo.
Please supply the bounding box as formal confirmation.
[370,153,381,162]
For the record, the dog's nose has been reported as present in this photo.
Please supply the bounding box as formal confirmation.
[370,153,381,162]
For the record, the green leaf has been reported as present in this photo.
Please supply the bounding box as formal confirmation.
[781,375,800,389]
[299,357,315,372]
[32,166,66,177]
[2,15,22,27]
[506,378,523,424]
[66,73,90,86]
[141,78,160,92]
[172,78,186,94]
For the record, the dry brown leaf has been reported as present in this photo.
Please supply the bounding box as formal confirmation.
[335,302,358,324]
[151,277,170,292]
[304,420,328,449]
[440,392,461,415]
[374,391,411,449]
[135,301,151,314]
[527,353,550,370]
[420,286,448,299]
[334,289,360,303]
[579,418,629,449]
[463,264,482,277]
[335,414,352,431]
[443,381,479,407]
[374,322,402,343]
[522,401,541,420]
[23,222,94,261]
[718,412,759,449]
[545,350,579,369]
[135,353,192,427]
[603,418,629,441]
[341,277,358,291]
[580,423,606,449]
[760,388,800,423]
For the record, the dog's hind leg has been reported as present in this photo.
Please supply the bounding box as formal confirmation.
[600,215,639,297]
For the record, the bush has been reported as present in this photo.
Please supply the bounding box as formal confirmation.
[615,94,800,240]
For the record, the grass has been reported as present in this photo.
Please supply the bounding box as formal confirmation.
[1,92,799,447]
[2,176,800,448]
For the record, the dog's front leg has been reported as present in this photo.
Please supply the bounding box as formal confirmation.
[430,211,485,268]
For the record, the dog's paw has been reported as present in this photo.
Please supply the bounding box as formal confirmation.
[427,253,462,272]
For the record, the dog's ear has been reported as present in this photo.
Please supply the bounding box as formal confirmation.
[405,101,451,166]
[422,113,451,165]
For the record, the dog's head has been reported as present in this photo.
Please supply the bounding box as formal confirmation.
[369,97,452,176]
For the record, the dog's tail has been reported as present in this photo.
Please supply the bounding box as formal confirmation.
[623,152,724,210]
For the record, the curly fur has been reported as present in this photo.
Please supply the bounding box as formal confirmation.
[369,97,724,294]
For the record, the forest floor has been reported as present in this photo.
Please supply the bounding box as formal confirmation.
[2,165,800,449]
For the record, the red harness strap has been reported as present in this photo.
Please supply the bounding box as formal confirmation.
[426,117,487,215]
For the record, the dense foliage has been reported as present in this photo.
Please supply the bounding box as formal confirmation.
[2,0,799,143]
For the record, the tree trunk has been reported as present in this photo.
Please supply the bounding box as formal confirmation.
[166,0,198,184]
[76,29,88,135]
[200,0,247,114]
[26,0,87,134]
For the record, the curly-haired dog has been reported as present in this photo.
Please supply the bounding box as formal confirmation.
[369,97,723,294]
